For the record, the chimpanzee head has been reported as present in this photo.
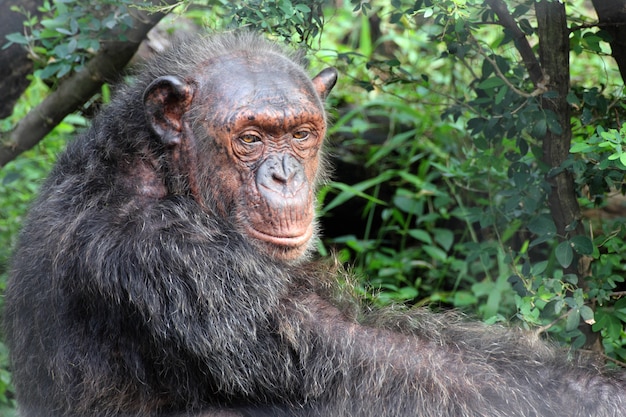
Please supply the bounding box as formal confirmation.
[143,33,337,261]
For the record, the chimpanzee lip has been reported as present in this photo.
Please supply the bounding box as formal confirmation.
[248,224,312,248]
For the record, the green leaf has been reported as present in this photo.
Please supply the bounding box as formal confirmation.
[423,245,447,262]
[508,275,528,296]
[593,311,622,340]
[532,260,548,275]
[563,274,578,285]
[532,116,547,138]
[322,174,392,213]
[579,305,595,324]
[567,91,581,106]
[453,291,478,307]
[477,77,505,90]
[393,194,422,215]
[569,235,593,255]
[56,63,72,78]
[555,241,574,268]
[434,228,454,251]
[495,85,508,104]
[56,28,74,36]
[528,215,557,236]
[367,129,417,166]
[295,4,311,13]
[407,229,432,244]
[566,308,580,331]
[570,142,593,153]
[4,32,29,45]
[397,286,418,300]
[582,33,603,53]
[40,17,65,29]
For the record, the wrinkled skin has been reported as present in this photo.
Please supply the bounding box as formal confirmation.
[143,52,334,260]
[4,32,626,417]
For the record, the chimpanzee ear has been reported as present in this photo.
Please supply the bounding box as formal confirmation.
[143,76,195,146]
[311,67,338,101]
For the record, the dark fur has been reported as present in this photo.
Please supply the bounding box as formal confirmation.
[4,32,626,417]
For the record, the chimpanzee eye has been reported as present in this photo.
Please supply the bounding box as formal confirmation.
[240,134,261,144]
[293,131,310,141]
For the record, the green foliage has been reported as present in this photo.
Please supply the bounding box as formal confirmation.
[566,123,626,355]
[3,0,328,84]
[317,0,626,362]
[216,0,325,43]
[0,340,15,416]
[4,0,136,80]
[571,125,626,180]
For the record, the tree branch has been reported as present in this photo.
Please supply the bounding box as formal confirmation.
[0,1,176,168]
[485,0,544,86]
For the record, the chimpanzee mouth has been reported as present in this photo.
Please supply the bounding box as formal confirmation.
[247,224,313,249]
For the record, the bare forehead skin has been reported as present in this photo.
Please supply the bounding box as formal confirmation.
[197,52,326,130]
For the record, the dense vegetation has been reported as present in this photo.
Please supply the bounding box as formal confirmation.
[1,0,626,412]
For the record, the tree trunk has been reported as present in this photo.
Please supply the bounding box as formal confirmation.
[0,0,43,118]
[536,0,597,349]
[535,1,578,235]
[592,0,626,84]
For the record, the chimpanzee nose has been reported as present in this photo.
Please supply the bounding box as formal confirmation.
[271,154,299,184]
[257,154,306,197]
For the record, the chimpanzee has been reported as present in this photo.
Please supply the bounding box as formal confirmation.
[4,31,626,417]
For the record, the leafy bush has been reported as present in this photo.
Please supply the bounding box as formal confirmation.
[318,0,626,361]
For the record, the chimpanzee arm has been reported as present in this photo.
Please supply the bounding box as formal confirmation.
[282,290,626,417]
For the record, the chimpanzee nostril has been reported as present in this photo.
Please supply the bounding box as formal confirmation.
[272,172,287,183]
[272,166,288,183]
